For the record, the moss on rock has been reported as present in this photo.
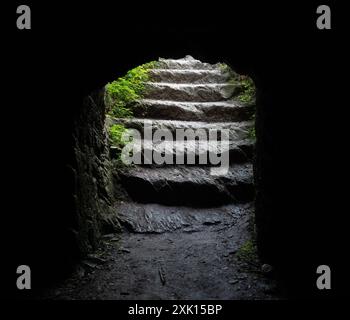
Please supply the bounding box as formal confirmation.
[105,61,158,118]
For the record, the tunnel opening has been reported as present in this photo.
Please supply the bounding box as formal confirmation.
[32,55,287,300]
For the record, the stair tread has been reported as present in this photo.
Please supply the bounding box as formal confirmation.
[149,69,230,84]
[131,99,254,122]
[157,56,219,70]
[120,164,252,183]
[144,82,238,102]
[108,116,253,137]
[138,99,243,107]
[150,69,224,73]
[146,82,233,87]
[118,164,254,206]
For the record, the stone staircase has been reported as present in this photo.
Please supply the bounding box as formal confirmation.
[113,55,255,207]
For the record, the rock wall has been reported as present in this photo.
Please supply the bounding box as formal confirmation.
[72,88,120,255]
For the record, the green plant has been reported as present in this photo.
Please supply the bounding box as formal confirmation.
[106,61,157,118]
[237,76,255,104]
[236,240,258,263]
[108,124,127,147]
[218,63,230,72]
[108,124,134,167]
[248,126,256,140]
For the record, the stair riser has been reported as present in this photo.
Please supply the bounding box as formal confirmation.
[131,103,254,122]
[157,60,217,70]
[111,143,254,165]
[119,174,254,206]
[144,83,238,102]
[149,70,230,84]
[109,118,253,141]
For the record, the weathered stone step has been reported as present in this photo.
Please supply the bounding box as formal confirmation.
[149,69,231,84]
[131,99,254,122]
[108,117,253,140]
[157,55,219,70]
[144,83,238,102]
[116,202,252,233]
[118,164,254,206]
[113,138,254,165]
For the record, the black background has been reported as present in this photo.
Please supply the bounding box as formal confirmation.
[2,0,348,311]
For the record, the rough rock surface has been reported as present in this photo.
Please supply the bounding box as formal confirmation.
[149,68,232,84]
[117,139,254,165]
[144,83,239,102]
[131,99,253,122]
[108,117,253,140]
[157,56,222,70]
[72,89,121,254]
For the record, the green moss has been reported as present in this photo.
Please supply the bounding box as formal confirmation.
[219,64,256,104]
[236,239,258,263]
[108,124,127,148]
[236,76,255,104]
[106,60,159,167]
[108,124,134,167]
[106,61,157,118]
[248,126,256,140]
[218,63,230,72]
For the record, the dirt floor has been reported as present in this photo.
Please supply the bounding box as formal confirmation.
[40,202,281,300]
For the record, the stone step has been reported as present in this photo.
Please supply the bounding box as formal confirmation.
[131,99,254,122]
[108,117,253,141]
[157,55,219,70]
[112,138,254,165]
[144,83,238,102]
[118,164,254,206]
[149,69,231,84]
[116,202,252,233]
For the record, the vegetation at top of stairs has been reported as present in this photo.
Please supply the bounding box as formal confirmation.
[105,61,158,118]
[106,61,158,165]
[218,62,235,74]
